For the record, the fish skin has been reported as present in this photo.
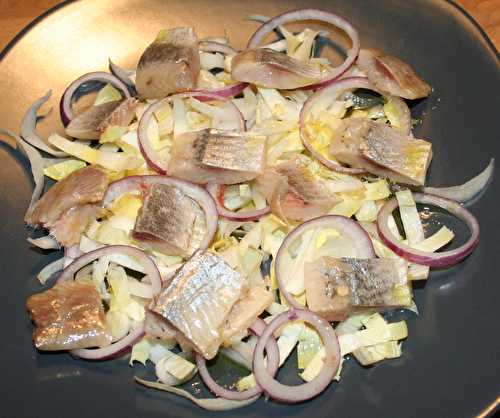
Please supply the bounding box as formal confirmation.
[152,251,247,359]
[26,281,111,351]
[232,48,322,89]
[304,256,407,321]
[136,27,200,99]
[168,129,266,185]
[25,166,108,227]
[131,184,197,256]
[357,48,432,100]
[330,119,432,186]
[99,97,139,132]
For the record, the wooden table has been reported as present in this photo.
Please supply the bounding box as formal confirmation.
[1,0,498,51]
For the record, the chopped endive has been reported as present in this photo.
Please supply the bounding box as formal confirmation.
[352,341,402,366]
[43,159,86,180]
[236,373,257,392]
[297,325,323,369]
[94,83,122,106]
[130,337,151,366]
[100,125,127,143]
[156,350,197,381]
[48,134,143,171]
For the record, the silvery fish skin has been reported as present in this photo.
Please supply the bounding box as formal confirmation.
[168,129,266,185]
[330,118,432,186]
[152,251,247,359]
[231,48,322,89]
[131,184,197,256]
[65,100,124,140]
[305,256,408,321]
[25,166,108,226]
[357,48,432,100]
[26,281,111,351]
[256,157,340,221]
[136,27,200,99]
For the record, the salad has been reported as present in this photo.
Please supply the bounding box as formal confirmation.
[1,8,494,410]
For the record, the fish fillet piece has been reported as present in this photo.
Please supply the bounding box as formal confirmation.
[231,48,322,89]
[26,281,111,350]
[330,119,432,186]
[25,166,108,226]
[357,48,432,99]
[99,97,139,131]
[152,251,247,359]
[305,256,408,321]
[136,27,200,99]
[168,129,266,185]
[50,204,105,247]
[221,286,273,344]
[255,157,340,221]
[131,183,198,256]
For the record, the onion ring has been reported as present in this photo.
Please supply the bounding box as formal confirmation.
[103,176,218,252]
[275,215,375,309]
[247,8,360,89]
[199,41,237,55]
[108,59,137,95]
[137,92,245,174]
[60,71,131,126]
[253,309,340,403]
[377,193,480,268]
[196,318,279,401]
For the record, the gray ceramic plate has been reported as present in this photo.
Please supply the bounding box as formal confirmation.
[0,1,499,417]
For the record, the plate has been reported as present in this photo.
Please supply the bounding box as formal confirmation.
[0,1,499,417]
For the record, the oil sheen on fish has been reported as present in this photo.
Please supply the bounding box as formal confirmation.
[136,27,200,99]
[305,256,408,321]
[357,48,432,100]
[25,166,108,226]
[330,119,432,186]
[151,251,247,359]
[26,281,112,350]
[131,184,198,256]
[231,48,322,89]
[168,128,266,185]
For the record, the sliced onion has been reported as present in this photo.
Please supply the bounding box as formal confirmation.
[423,159,494,204]
[199,41,237,55]
[0,128,45,214]
[247,9,360,89]
[253,309,340,403]
[138,92,245,174]
[275,215,375,309]
[196,318,279,401]
[27,236,60,250]
[300,76,381,174]
[37,257,66,285]
[377,193,480,268]
[60,71,131,126]
[191,82,248,102]
[70,324,145,360]
[20,91,68,157]
[206,184,270,221]
[103,175,218,252]
[108,59,136,94]
[135,377,260,411]
[57,244,162,296]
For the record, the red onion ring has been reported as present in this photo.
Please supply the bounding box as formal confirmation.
[253,309,340,403]
[199,41,238,55]
[103,175,218,252]
[70,324,145,360]
[57,244,162,296]
[191,82,249,102]
[137,92,245,174]
[275,215,375,309]
[206,183,271,221]
[196,318,279,401]
[377,193,480,268]
[247,8,360,90]
[423,158,494,204]
[60,71,131,126]
[299,76,383,174]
